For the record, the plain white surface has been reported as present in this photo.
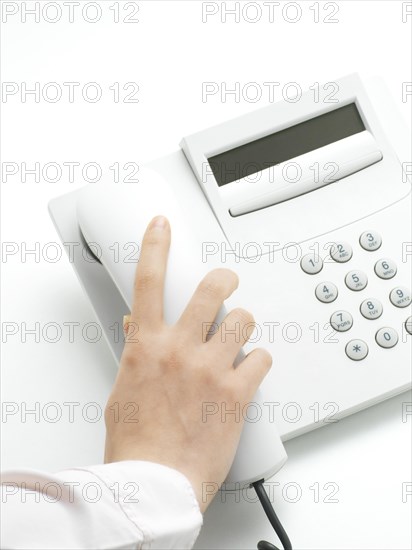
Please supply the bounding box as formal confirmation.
[1,2,412,548]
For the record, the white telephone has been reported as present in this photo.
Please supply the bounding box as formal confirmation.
[49,73,411,549]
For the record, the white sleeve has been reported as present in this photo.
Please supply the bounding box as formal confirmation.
[1,460,203,550]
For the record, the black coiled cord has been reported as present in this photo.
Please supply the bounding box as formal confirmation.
[252,479,292,550]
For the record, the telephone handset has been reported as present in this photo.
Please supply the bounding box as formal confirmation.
[76,168,290,549]
[77,168,287,487]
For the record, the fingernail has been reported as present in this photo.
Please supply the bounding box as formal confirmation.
[123,314,131,335]
[150,216,167,229]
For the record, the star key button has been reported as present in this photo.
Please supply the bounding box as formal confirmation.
[345,339,369,361]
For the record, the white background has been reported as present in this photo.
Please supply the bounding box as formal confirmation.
[1,1,412,549]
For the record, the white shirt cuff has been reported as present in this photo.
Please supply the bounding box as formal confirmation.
[1,460,203,549]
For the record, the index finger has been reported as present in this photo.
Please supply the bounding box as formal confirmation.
[130,216,170,327]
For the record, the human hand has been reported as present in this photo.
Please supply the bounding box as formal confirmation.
[104,216,272,512]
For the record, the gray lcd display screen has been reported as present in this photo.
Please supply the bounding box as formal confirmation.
[208,103,365,186]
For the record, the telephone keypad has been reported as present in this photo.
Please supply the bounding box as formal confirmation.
[303,230,411,360]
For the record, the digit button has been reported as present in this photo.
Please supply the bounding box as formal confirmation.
[375,327,398,349]
[330,310,353,332]
[374,258,397,280]
[360,298,383,320]
[389,286,411,308]
[359,230,382,251]
[330,241,353,263]
[301,254,323,274]
[315,282,338,303]
[345,270,368,291]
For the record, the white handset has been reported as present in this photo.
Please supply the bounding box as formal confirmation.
[76,168,287,487]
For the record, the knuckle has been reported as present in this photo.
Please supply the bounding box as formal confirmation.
[198,363,218,385]
[159,334,186,370]
[198,269,239,299]
[198,277,226,300]
[143,232,162,247]
[160,348,182,369]
[120,348,139,370]
[220,375,240,400]
[135,268,159,292]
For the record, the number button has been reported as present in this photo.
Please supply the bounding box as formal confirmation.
[360,298,383,320]
[359,230,382,251]
[345,270,368,291]
[330,310,353,332]
[405,316,412,335]
[315,282,338,303]
[301,254,323,275]
[374,258,397,280]
[389,286,412,308]
[330,241,353,263]
[345,339,369,361]
[375,327,398,349]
